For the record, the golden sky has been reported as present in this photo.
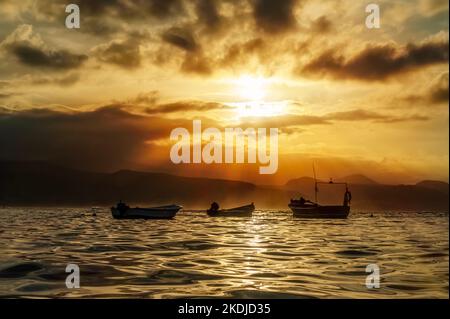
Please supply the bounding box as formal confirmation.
[0,0,448,184]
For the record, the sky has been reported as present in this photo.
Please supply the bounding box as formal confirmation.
[0,0,448,185]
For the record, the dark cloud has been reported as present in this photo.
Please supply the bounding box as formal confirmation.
[240,114,331,127]
[181,52,213,75]
[157,27,207,74]
[162,27,198,52]
[429,72,449,103]
[147,0,185,19]
[301,40,449,80]
[220,38,266,67]
[311,16,332,33]
[1,24,87,70]
[241,109,429,128]
[31,0,186,38]
[0,105,190,171]
[129,91,160,105]
[278,126,305,135]
[51,0,185,19]
[31,73,81,87]
[324,109,429,123]
[94,38,142,68]
[253,0,298,33]
[0,101,431,174]
[402,72,449,105]
[81,18,123,37]
[0,93,14,99]
[146,101,228,114]
[325,109,390,121]
[8,44,87,70]
[195,0,222,31]
[75,0,120,15]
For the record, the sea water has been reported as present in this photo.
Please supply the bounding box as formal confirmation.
[0,208,447,298]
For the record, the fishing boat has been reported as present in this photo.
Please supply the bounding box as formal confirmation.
[111,202,182,219]
[207,203,255,217]
[289,200,350,219]
[289,165,351,219]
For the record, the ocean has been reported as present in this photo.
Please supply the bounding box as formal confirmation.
[0,208,448,298]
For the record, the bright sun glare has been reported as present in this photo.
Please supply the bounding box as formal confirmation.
[231,75,286,118]
[235,75,268,101]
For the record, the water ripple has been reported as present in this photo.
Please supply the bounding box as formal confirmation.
[0,209,448,298]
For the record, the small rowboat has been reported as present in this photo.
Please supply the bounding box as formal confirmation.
[111,204,182,219]
[207,203,255,217]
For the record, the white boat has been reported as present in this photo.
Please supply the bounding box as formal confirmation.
[111,203,182,219]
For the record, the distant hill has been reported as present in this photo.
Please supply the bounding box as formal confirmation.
[285,174,378,189]
[284,174,448,211]
[0,161,448,211]
[416,180,449,195]
[337,174,378,185]
[0,161,292,209]
[285,176,317,190]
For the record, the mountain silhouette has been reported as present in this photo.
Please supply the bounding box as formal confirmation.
[285,174,378,189]
[416,180,449,195]
[337,174,379,185]
[0,161,448,211]
[285,176,317,190]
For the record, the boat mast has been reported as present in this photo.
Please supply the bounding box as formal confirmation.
[313,162,318,203]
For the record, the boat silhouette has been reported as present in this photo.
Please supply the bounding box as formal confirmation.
[289,165,351,219]
[111,202,182,219]
[289,199,350,219]
[207,203,255,217]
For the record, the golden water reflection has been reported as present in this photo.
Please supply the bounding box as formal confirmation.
[0,209,448,298]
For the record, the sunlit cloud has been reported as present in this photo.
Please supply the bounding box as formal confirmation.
[0,0,448,183]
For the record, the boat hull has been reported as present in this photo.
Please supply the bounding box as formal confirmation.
[111,205,182,219]
[289,205,350,219]
[207,204,255,217]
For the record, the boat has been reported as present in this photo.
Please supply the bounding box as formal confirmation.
[289,165,351,219]
[207,203,255,217]
[289,201,350,219]
[111,202,182,219]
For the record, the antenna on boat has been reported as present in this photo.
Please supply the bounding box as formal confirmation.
[312,162,318,203]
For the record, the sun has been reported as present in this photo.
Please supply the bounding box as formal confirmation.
[234,75,268,101]
[227,75,286,118]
